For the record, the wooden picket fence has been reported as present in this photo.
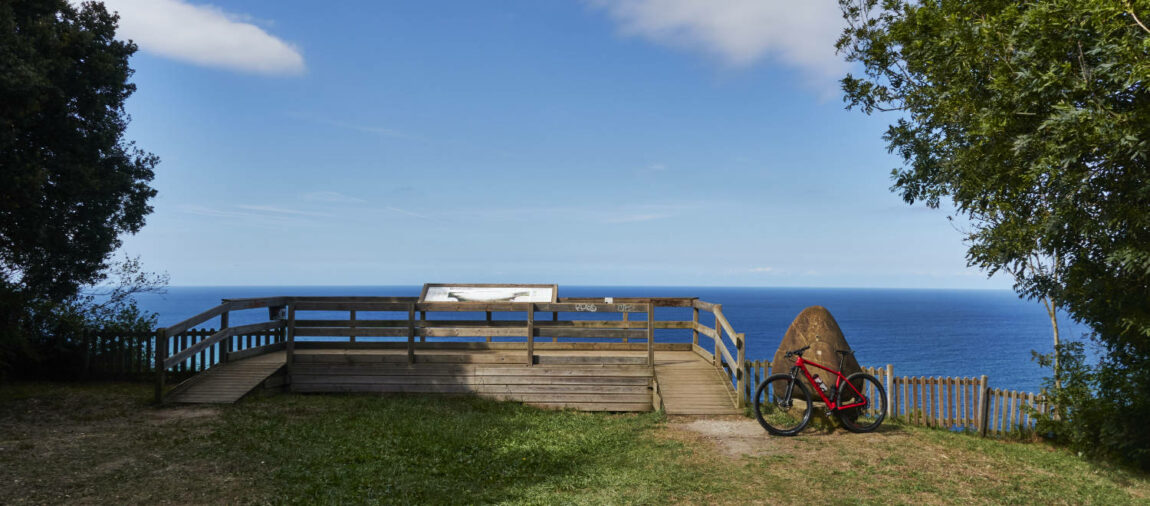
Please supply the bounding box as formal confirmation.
[80,327,284,380]
[742,360,1050,437]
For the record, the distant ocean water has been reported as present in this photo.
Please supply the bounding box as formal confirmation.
[135,286,1092,393]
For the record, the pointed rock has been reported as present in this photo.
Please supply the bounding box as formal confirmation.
[772,306,862,397]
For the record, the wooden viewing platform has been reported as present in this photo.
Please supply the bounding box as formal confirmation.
[156,287,748,415]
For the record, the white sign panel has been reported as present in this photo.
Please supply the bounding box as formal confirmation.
[422,285,555,303]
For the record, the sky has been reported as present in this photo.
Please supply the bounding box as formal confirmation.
[94,0,1010,289]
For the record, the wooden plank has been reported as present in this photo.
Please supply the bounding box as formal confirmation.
[293,364,653,377]
[694,324,718,340]
[406,304,415,364]
[978,375,989,436]
[994,388,1002,434]
[286,304,296,378]
[220,296,290,309]
[561,297,695,308]
[691,307,699,346]
[291,374,651,386]
[917,377,924,426]
[714,309,737,345]
[715,341,736,373]
[294,301,413,311]
[647,304,655,367]
[536,302,649,313]
[735,333,745,408]
[692,300,718,311]
[947,377,955,427]
[228,342,287,361]
[166,303,232,337]
[526,308,535,367]
[536,328,648,339]
[164,321,283,369]
[485,311,493,343]
[349,310,357,343]
[290,341,692,352]
[690,344,714,363]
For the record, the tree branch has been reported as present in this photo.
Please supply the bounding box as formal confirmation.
[1128,1,1150,34]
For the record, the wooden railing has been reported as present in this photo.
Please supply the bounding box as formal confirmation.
[743,360,1050,436]
[690,300,747,408]
[156,296,746,404]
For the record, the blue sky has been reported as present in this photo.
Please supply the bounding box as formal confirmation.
[101,0,1006,289]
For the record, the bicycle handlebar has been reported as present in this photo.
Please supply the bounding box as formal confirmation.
[784,345,811,358]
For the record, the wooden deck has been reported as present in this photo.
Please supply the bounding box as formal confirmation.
[157,295,750,415]
[166,349,739,414]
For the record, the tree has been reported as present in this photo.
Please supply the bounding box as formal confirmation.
[0,1,157,372]
[837,0,1150,467]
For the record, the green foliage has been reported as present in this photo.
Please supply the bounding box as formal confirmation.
[14,256,165,379]
[838,0,1150,468]
[0,1,158,374]
[1030,342,1137,464]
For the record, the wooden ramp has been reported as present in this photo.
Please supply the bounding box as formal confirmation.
[167,352,286,404]
[654,351,741,415]
[291,349,654,412]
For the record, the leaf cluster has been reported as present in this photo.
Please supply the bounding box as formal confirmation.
[838,0,1150,468]
[0,1,160,376]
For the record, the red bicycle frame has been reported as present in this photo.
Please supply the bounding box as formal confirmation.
[791,355,867,411]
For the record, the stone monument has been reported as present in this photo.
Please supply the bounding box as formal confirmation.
[772,306,862,399]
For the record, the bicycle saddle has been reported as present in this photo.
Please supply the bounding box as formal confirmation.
[835,349,855,356]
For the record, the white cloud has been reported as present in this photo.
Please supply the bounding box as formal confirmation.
[93,0,305,75]
[749,266,775,273]
[588,0,846,83]
[302,191,366,204]
[236,205,332,217]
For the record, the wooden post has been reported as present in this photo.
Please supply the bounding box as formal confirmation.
[647,304,655,368]
[552,311,558,343]
[736,332,746,409]
[622,312,629,343]
[154,328,167,403]
[286,304,296,383]
[419,310,426,343]
[996,389,1005,435]
[349,310,357,343]
[691,307,699,347]
[485,311,492,343]
[885,364,894,419]
[220,311,230,363]
[977,375,990,437]
[945,377,954,427]
[406,304,415,364]
[712,307,721,369]
[526,305,535,366]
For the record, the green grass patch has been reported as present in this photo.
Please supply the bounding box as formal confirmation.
[2,382,1149,504]
[211,394,731,504]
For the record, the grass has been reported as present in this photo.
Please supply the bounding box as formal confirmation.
[2,382,1148,504]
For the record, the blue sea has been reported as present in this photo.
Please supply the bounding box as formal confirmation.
[136,286,1093,393]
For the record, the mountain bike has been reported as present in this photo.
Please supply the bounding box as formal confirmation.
[752,345,886,435]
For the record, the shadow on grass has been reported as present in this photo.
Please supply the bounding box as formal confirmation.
[209,393,714,504]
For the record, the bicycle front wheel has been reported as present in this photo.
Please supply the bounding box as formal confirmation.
[753,374,812,436]
[836,372,887,433]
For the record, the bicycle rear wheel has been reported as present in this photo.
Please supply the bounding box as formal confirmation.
[753,374,812,436]
[836,372,887,433]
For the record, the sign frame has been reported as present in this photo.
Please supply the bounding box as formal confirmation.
[418,283,558,303]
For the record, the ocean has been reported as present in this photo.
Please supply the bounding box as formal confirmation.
[135,286,1092,393]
